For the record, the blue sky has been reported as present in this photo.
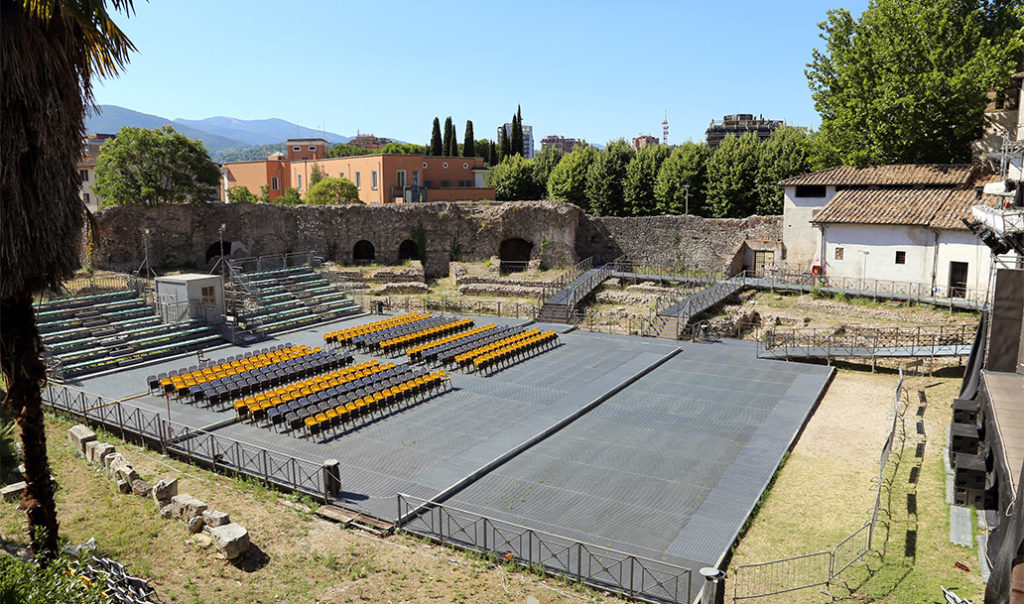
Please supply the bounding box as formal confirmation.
[94,0,869,147]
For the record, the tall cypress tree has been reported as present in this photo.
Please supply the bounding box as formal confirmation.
[463,121,475,158]
[448,121,458,156]
[499,125,510,160]
[489,141,498,165]
[442,116,453,156]
[511,112,523,157]
[430,117,443,156]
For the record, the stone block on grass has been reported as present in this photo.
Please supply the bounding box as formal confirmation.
[201,510,230,528]
[116,479,132,494]
[68,425,96,455]
[91,443,116,466]
[131,479,152,498]
[151,478,178,505]
[167,494,207,522]
[208,523,249,560]
[2,482,26,502]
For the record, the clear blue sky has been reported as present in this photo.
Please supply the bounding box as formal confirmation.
[95,0,869,147]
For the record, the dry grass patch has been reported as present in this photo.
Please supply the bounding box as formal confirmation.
[727,370,985,603]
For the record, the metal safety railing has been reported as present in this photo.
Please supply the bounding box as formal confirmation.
[731,371,905,601]
[396,494,693,604]
[41,383,328,500]
[757,324,975,360]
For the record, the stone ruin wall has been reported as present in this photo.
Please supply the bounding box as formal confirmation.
[91,200,781,277]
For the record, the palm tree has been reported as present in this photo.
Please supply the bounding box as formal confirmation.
[1,0,135,562]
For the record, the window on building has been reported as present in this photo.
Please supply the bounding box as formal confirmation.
[834,247,844,260]
[895,250,906,264]
[79,169,88,182]
[201,286,216,305]
[308,145,316,151]
[338,172,344,179]
[396,170,406,188]
[271,176,279,190]
[355,172,361,189]
[442,162,449,169]
[441,180,450,188]
[297,174,302,190]
[83,193,90,205]
[371,171,378,190]
[412,171,420,186]
[795,185,827,197]
[292,146,301,152]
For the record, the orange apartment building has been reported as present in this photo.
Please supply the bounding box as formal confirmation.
[222,138,494,204]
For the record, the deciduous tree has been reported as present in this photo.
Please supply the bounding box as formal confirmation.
[807,0,1023,164]
[585,139,634,216]
[305,177,360,205]
[624,145,670,216]
[531,147,564,198]
[705,132,760,218]
[547,145,597,206]
[490,155,541,201]
[753,127,817,214]
[227,185,257,203]
[654,142,711,215]
[93,125,220,207]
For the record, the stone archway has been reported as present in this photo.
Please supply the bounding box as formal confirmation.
[353,240,375,264]
[398,239,420,262]
[498,238,533,273]
[205,240,232,264]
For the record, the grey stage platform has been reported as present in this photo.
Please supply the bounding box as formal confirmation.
[75,311,833,603]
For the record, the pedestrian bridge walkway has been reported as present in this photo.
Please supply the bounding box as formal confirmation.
[756,324,975,361]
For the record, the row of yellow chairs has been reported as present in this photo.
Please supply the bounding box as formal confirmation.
[378,318,474,355]
[324,313,427,346]
[233,359,388,420]
[302,370,449,438]
[406,324,497,360]
[454,329,542,367]
[160,345,314,395]
[472,331,557,372]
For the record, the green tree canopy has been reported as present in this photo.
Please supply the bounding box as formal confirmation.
[93,125,220,207]
[328,143,373,158]
[807,0,1023,164]
[624,144,671,216]
[309,163,325,187]
[490,155,541,201]
[380,142,427,154]
[705,132,760,217]
[753,127,818,214]
[429,117,443,156]
[305,176,360,205]
[275,187,301,205]
[547,145,597,206]
[585,139,634,216]
[654,142,711,215]
[531,146,564,198]
[227,185,257,204]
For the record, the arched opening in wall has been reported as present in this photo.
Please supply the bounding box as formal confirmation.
[205,241,232,264]
[398,239,420,263]
[498,238,533,273]
[353,240,375,265]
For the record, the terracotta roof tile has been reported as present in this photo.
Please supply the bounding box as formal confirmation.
[780,164,976,187]
[812,186,1005,230]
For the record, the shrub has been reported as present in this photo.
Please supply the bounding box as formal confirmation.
[0,555,109,604]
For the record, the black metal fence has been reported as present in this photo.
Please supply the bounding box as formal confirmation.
[41,384,327,499]
[396,494,693,603]
[731,371,906,601]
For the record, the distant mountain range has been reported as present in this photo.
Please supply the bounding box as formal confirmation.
[84,105,355,161]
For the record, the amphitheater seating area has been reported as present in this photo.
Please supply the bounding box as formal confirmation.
[39,290,222,379]
[232,266,361,335]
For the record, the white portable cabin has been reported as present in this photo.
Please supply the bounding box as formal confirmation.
[154,274,225,324]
